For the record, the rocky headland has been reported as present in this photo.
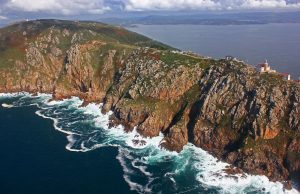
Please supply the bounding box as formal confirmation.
[0,19,299,189]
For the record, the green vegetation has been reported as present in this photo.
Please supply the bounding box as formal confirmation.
[92,43,135,77]
[160,51,211,69]
[216,103,227,111]
[219,114,233,129]
[183,84,200,102]
[57,34,72,51]
[0,19,174,70]
[0,47,24,69]
[244,130,295,150]
[260,73,285,86]
[123,96,158,112]
[1,20,171,82]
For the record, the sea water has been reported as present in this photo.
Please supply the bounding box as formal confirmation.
[0,93,298,194]
[127,23,300,79]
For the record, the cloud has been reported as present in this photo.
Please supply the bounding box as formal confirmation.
[124,0,300,11]
[5,0,111,15]
[124,0,220,11]
[0,15,8,20]
[1,0,300,15]
[239,0,300,9]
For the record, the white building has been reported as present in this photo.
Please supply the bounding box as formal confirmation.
[281,73,291,81]
[257,60,276,73]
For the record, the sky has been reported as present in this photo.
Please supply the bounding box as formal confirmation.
[0,0,300,21]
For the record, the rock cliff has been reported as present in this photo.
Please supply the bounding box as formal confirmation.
[0,19,299,188]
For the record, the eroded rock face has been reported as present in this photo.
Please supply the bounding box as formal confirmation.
[1,20,300,187]
[183,62,300,182]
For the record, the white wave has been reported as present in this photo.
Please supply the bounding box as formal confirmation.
[45,99,69,106]
[1,103,14,108]
[123,174,146,193]
[125,128,164,150]
[117,148,152,193]
[0,92,30,99]
[44,96,82,107]
[66,97,84,108]
[0,93,17,98]
[117,148,135,174]
[78,103,135,146]
[184,144,298,194]
[132,159,152,176]
[66,134,78,152]
[75,103,165,150]
[39,97,300,193]
[79,104,164,149]
[4,93,298,194]
[35,93,52,98]
[80,103,103,116]
[35,110,81,136]
[65,134,104,152]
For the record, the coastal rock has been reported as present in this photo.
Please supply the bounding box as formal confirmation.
[0,19,300,188]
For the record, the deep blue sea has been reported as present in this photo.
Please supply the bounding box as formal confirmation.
[0,93,298,194]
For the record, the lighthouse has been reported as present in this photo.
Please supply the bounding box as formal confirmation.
[256,60,276,73]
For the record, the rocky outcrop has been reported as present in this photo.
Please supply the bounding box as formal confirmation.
[183,63,300,182]
[0,19,300,188]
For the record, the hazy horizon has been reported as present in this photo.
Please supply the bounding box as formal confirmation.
[1,0,300,26]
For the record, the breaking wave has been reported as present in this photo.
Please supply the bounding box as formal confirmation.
[0,92,298,194]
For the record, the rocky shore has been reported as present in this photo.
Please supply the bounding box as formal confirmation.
[0,19,299,189]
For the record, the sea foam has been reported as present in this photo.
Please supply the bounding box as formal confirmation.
[1,92,298,194]
[1,103,14,108]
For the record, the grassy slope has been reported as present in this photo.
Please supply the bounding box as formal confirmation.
[0,19,173,69]
[0,20,299,183]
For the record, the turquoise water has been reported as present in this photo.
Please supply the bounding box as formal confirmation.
[0,93,297,194]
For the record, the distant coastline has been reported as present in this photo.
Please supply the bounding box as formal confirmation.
[99,11,300,26]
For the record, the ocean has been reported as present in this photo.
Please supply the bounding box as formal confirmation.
[127,23,300,79]
[0,93,297,194]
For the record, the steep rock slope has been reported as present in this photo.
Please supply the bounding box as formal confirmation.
[0,19,299,187]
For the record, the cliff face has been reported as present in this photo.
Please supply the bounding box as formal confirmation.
[188,64,300,182]
[0,19,299,186]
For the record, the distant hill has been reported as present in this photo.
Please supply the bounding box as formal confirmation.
[99,11,300,26]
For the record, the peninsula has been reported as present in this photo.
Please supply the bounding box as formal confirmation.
[0,19,299,189]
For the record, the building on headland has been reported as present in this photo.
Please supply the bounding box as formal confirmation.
[256,60,293,81]
[225,55,235,61]
[280,73,291,81]
[256,60,277,73]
